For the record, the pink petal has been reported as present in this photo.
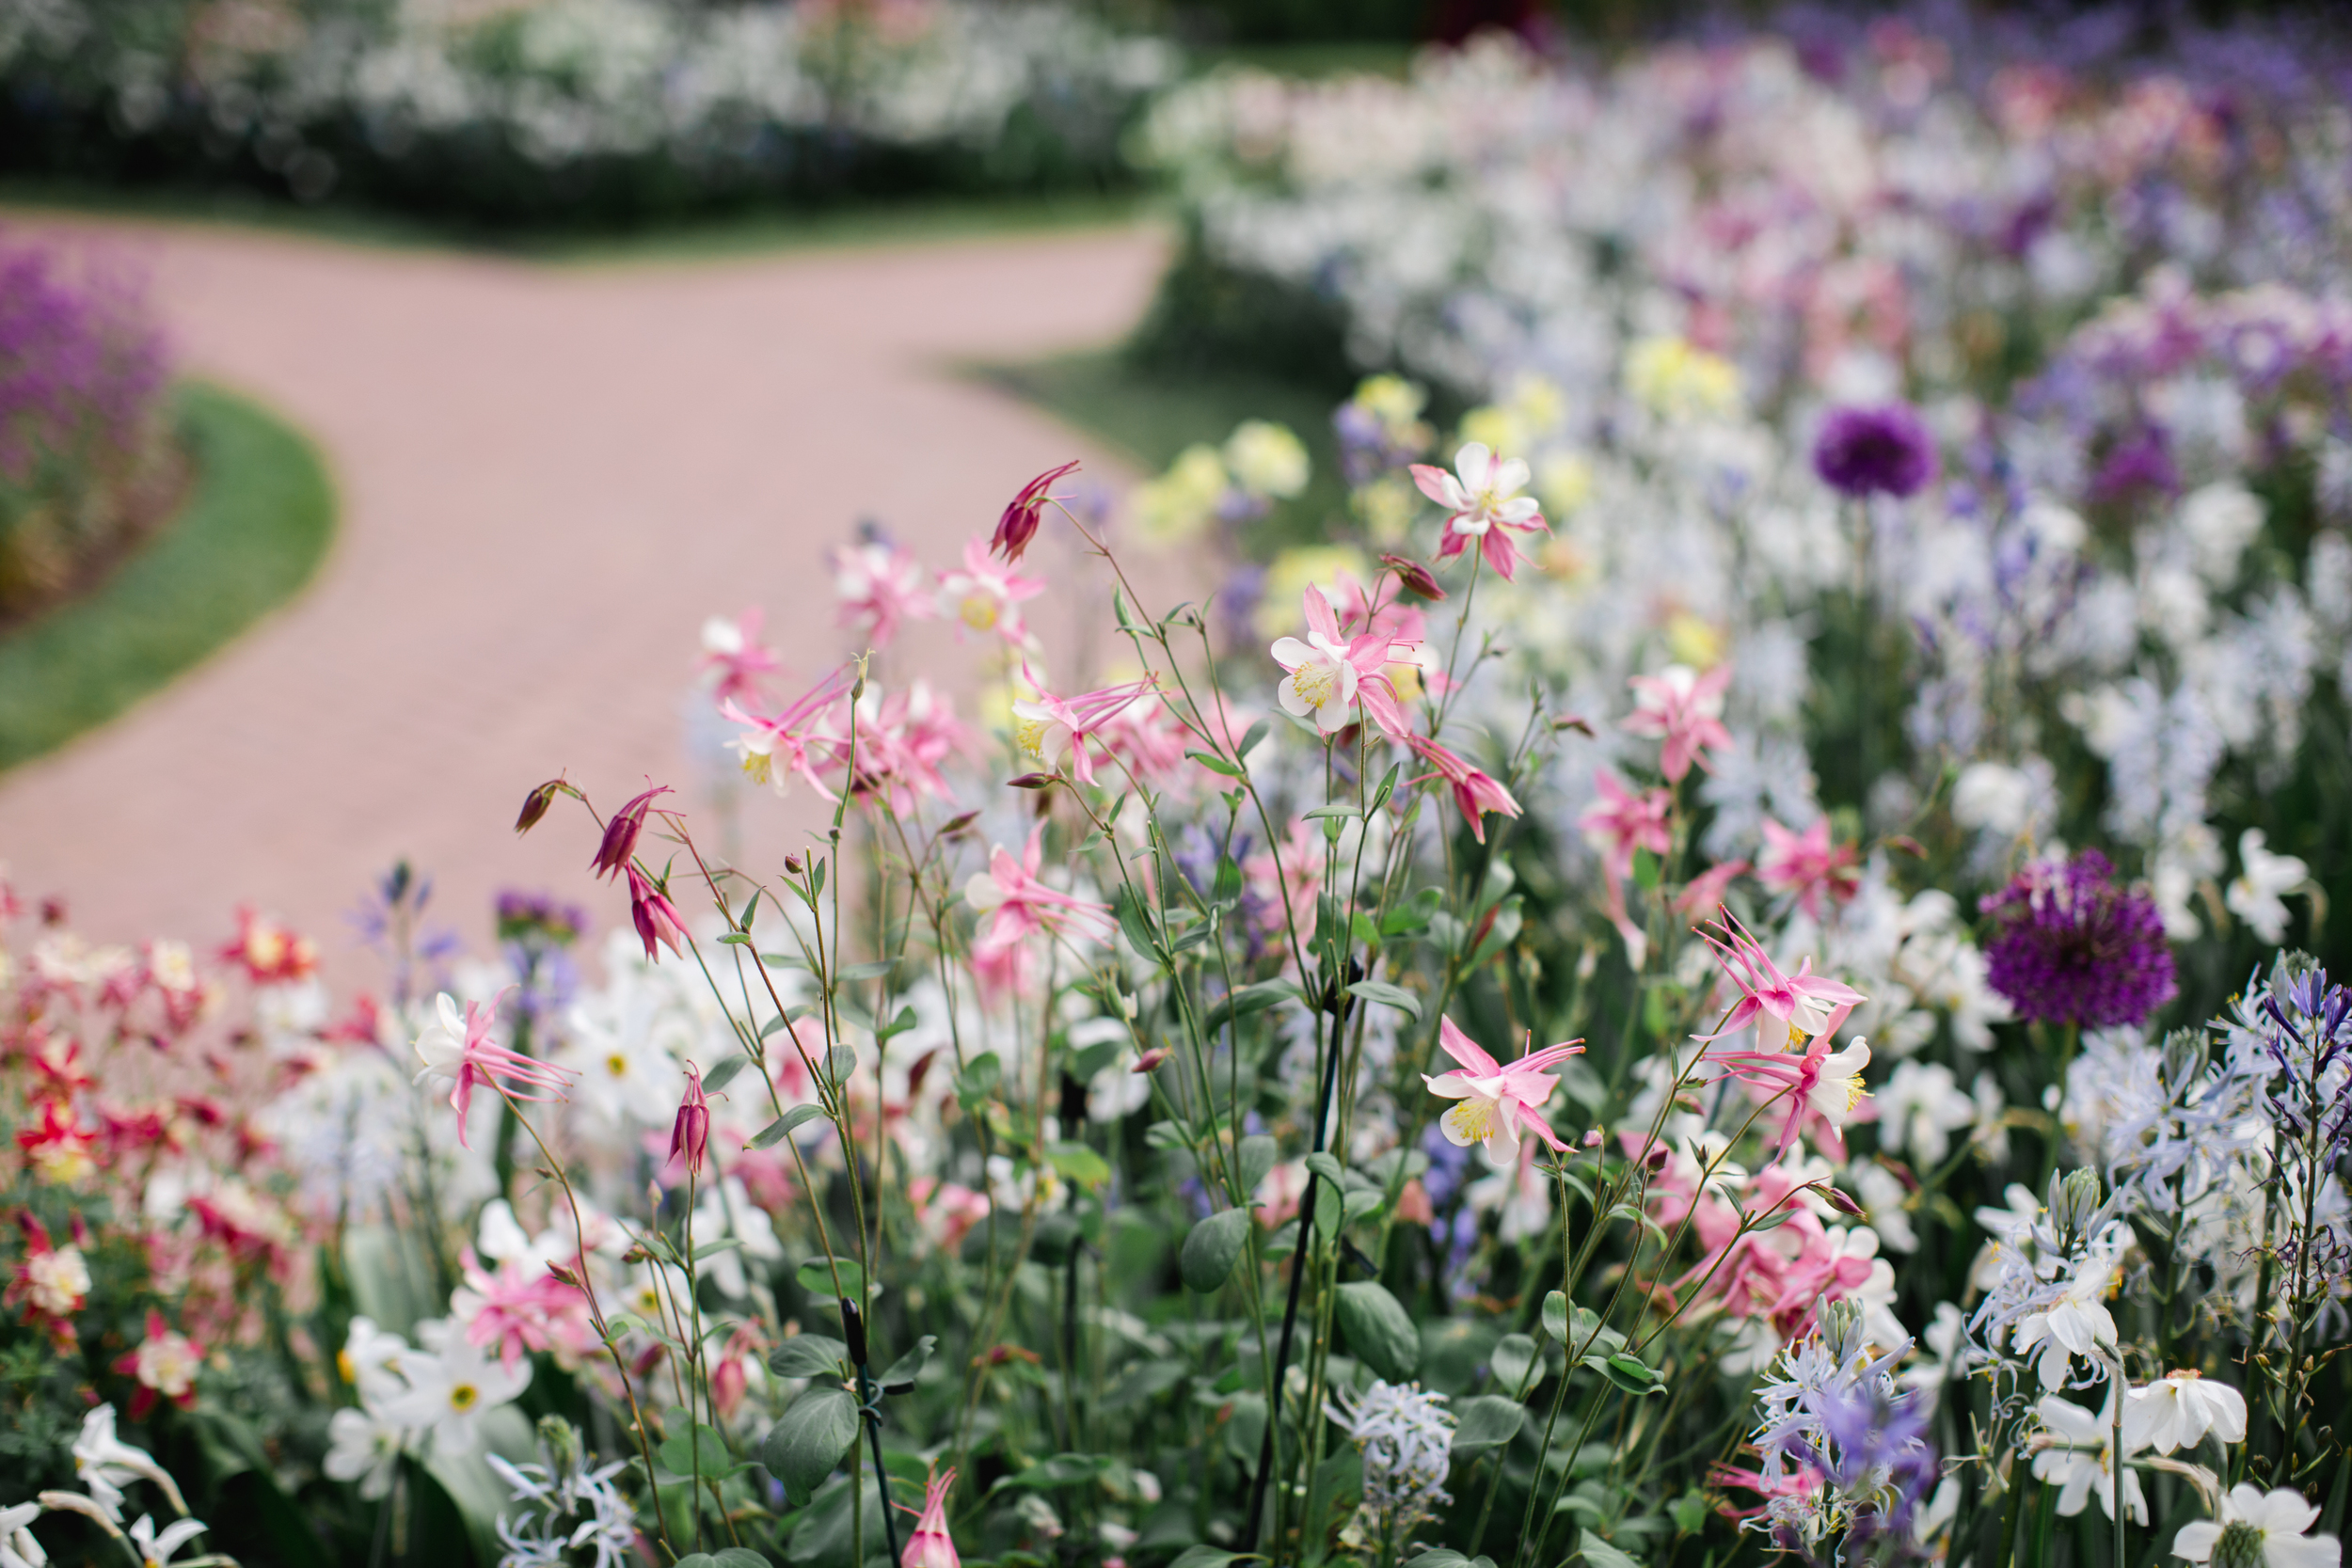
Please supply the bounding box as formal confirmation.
[1436,1016,1502,1076]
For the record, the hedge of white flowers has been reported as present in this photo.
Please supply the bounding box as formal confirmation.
[0,0,1176,219]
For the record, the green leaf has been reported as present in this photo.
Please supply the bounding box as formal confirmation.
[702,1054,752,1095]
[834,959,893,982]
[748,1103,827,1149]
[878,1335,935,1393]
[1046,1141,1112,1189]
[1451,1395,1526,1452]
[825,1044,858,1084]
[717,932,752,946]
[1143,1119,1190,1151]
[1201,979,1299,1035]
[811,859,827,898]
[1112,886,1165,967]
[1186,749,1245,779]
[739,892,761,930]
[1370,762,1401,814]
[876,1005,918,1041]
[1304,1152,1345,1186]
[1301,804,1359,821]
[954,1053,1001,1112]
[760,1386,862,1506]
[1179,1209,1251,1293]
[1312,1180,1343,1238]
[1334,1281,1419,1382]
[1542,1291,1569,1344]
[1591,1352,1663,1397]
[1575,1539,1643,1568]
[1630,846,1660,892]
[1237,719,1270,759]
[769,1336,850,1379]
[658,1422,738,1481]
[1490,1332,1538,1391]
[1346,980,1422,1021]
[794,1258,866,1301]
[1237,1133,1279,1197]
[1168,1549,1250,1568]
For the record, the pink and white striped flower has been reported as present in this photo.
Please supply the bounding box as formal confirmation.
[1407,734,1521,844]
[1269,585,1414,738]
[1010,668,1157,786]
[1422,1017,1584,1159]
[965,825,1116,953]
[412,991,577,1148]
[938,537,1045,647]
[723,669,855,800]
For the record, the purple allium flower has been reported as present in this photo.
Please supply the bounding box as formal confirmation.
[1812,404,1939,499]
[1979,850,2177,1028]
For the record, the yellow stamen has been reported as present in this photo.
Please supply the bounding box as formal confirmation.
[1013,717,1049,760]
[740,752,773,786]
[961,595,997,632]
[1290,664,1338,710]
[607,1053,630,1079]
[449,1383,479,1411]
[1443,1098,1495,1146]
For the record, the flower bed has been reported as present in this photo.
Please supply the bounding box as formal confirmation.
[0,0,1178,225]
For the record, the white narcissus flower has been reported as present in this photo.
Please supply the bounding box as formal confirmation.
[2029,1397,2148,1524]
[378,1324,530,1455]
[127,1514,209,1568]
[2226,830,2308,944]
[0,1502,43,1568]
[2173,1484,2342,1568]
[2123,1370,2249,1455]
[2013,1254,2122,1389]
[324,1407,405,1500]
[72,1406,176,1523]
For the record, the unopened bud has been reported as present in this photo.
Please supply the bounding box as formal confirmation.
[1820,1297,1865,1359]
[1645,1141,1672,1172]
[943,811,980,837]
[2161,1027,2210,1093]
[1131,1047,1171,1074]
[535,1415,584,1472]
[1378,553,1446,601]
[1820,1184,1865,1216]
[785,853,804,874]
[1581,1129,1604,1149]
[1551,715,1596,736]
[515,779,564,835]
[1008,772,1056,790]
[2050,1166,2105,1243]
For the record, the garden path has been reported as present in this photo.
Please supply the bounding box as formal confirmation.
[0,214,1174,958]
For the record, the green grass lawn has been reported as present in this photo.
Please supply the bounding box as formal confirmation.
[973,348,1354,553]
[0,382,336,771]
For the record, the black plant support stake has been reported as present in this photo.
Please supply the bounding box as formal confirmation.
[1237,975,1351,1557]
[843,1297,904,1568]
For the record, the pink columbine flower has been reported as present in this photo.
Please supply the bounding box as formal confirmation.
[900,1465,961,1568]
[412,991,577,1148]
[965,825,1116,954]
[939,537,1045,645]
[834,540,938,648]
[1269,584,1415,738]
[451,1253,589,1373]
[669,1062,711,1177]
[1244,816,1328,945]
[993,459,1079,563]
[1692,915,1867,1049]
[723,669,855,800]
[624,864,689,961]
[1422,1017,1585,1159]
[699,609,782,704]
[1010,667,1158,786]
[1408,442,1549,580]
[1407,735,1522,844]
[1674,859,1750,917]
[1578,769,1673,878]
[112,1308,203,1419]
[847,680,969,806]
[591,784,674,880]
[1704,1028,1876,1162]
[1622,663,1733,783]
[1756,816,1860,920]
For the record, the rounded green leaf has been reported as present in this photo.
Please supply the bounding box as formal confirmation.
[769,1336,850,1380]
[759,1385,861,1505]
[1334,1281,1419,1383]
[1451,1394,1526,1452]
[1180,1208,1252,1293]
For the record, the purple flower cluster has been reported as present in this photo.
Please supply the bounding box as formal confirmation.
[1979,850,2177,1029]
[2255,964,2352,1169]
[1812,404,1939,500]
[0,238,167,483]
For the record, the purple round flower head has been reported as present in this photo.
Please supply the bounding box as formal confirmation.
[1812,404,1939,499]
[1979,850,2177,1028]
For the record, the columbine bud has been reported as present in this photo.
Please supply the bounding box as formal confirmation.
[1820,1184,1865,1216]
[668,1063,710,1178]
[902,1466,961,1568]
[515,779,564,835]
[625,865,689,961]
[993,459,1079,563]
[591,784,673,880]
[1581,1129,1604,1149]
[1645,1141,1672,1173]
[1378,553,1446,601]
[1130,1047,1171,1074]
[2050,1167,2105,1244]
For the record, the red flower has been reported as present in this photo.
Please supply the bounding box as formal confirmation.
[668,1062,711,1178]
[993,460,1079,563]
[591,783,674,881]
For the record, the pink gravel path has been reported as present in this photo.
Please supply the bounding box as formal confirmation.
[0,214,1174,957]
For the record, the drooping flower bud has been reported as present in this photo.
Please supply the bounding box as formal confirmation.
[591,784,673,881]
[626,864,688,961]
[1130,1047,1171,1074]
[515,778,564,835]
[668,1063,710,1178]
[993,460,1079,563]
[1378,553,1447,601]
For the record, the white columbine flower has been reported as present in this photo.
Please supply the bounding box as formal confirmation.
[2123,1370,2249,1455]
[2029,1397,2148,1524]
[380,1324,531,1455]
[2173,1485,2342,1568]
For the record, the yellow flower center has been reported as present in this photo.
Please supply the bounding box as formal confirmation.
[1841,1080,1870,1113]
[337,1348,356,1384]
[449,1382,479,1412]
[961,594,997,632]
[607,1053,630,1079]
[740,752,773,786]
[1443,1098,1495,1146]
[1014,717,1049,760]
[1291,664,1338,710]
